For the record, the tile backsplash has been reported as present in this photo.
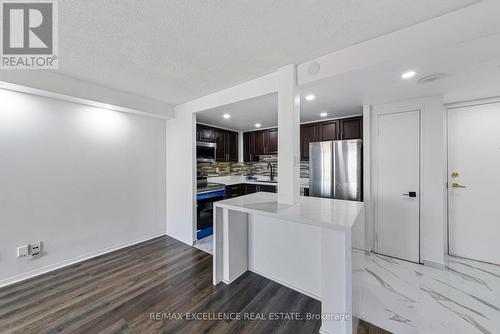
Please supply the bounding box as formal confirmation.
[198,155,310,178]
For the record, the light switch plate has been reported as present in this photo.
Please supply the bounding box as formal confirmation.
[17,245,29,257]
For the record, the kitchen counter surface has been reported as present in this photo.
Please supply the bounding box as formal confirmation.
[208,175,310,188]
[214,191,364,231]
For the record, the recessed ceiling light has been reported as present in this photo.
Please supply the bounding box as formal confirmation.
[305,94,316,101]
[223,113,231,119]
[401,70,417,79]
[255,123,261,128]
[320,112,328,117]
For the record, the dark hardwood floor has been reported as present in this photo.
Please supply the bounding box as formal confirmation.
[0,236,390,334]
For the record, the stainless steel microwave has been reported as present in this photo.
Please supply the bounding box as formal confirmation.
[197,141,216,163]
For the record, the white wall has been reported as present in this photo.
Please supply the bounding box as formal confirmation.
[0,89,167,287]
[370,96,447,265]
[166,110,196,245]
[248,215,322,299]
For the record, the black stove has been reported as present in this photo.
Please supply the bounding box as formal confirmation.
[197,182,225,194]
[196,172,225,240]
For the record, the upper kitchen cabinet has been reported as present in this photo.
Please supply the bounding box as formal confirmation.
[225,131,238,162]
[339,116,363,140]
[254,131,267,155]
[214,130,226,161]
[300,123,319,161]
[299,116,363,160]
[215,129,238,162]
[197,124,214,142]
[243,132,257,162]
[267,129,278,154]
[318,120,339,141]
[243,128,278,161]
[197,124,238,162]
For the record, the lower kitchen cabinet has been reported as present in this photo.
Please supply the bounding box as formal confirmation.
[228,183,277,196]
[243,184,258,195]
[225,184,242,198]
[258,184,278,193]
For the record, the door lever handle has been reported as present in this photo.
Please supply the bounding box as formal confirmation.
[402,192,417,198]
[451,183,466,188]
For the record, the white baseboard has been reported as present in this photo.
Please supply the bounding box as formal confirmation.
[249,267,321,301]
[0,233,165,289]
[423,259,445,270]
[222,267,248,285]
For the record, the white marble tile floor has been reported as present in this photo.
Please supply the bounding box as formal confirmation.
[356,253,500,334]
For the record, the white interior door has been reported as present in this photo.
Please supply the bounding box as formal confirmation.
[448,102,500,265]
[376,110,420,263]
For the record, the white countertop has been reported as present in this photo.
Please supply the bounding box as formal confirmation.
[208,175,310,188]
[214,192,364,231]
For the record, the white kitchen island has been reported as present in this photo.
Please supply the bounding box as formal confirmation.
[213,192,365,334]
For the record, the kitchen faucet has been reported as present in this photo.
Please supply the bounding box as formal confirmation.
[267,163,275,181]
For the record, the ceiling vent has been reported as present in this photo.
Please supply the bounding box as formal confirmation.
[418,73,446,84]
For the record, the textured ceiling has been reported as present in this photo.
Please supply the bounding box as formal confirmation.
[57,0,479,105]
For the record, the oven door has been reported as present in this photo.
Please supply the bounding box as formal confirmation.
[196,190,225,239]
[197,141,216,163]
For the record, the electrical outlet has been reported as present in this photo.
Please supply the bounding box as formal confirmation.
[17,245,29,257]
[29,242,42,256]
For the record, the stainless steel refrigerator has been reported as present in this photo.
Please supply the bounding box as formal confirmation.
[309,139,362,201]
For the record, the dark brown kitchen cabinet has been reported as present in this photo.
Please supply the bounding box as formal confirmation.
[197,125,214,142]
[300,123,319,161]
[242,115,363,162]
[243,184,258,195]
[254,131,266,155]
[215,130,226,161]
[339,117,363,140]
[258,184,277,193]
[214,129,238,162]
[196,124,238,162]
[300,116,362,160]
[241,183,276,195]
[319,120,339,141]
[243,128,278,161]
[244,132,258,162]
[225,184,242,198]
[225,131,238,161]
[267,129,278,154]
